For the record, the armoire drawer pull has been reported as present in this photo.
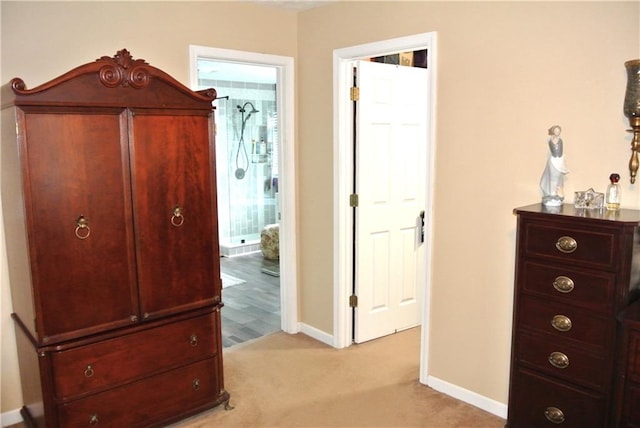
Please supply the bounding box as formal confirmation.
[192,378,200,390]
[190,334,199,347]
[84,365,94,378]
[555,236,577,254]
[553,276,575,293]
[548,351,570,369]
[89,414,99,425]
[544,407,565,424]
[551,315,572,332]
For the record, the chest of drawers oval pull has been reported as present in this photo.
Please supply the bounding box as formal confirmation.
[89,414,99,425]
[544,407,565,424]
[555,236,578,254]
[552,276,575,293]
[548,351,570,369]
[551,315,572,332]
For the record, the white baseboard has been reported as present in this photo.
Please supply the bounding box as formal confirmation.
[298,322,334,347]
[1,408,23,427]
[295,326,508,420]
[426,375,508,420]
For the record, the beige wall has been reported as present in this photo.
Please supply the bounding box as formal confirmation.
[0,0,299,415]
[296,0,640,404]
[1,0,639,417]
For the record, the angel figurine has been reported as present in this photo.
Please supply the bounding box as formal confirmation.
[540,125,569,207]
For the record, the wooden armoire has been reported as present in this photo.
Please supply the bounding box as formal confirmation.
[1,49,230,427]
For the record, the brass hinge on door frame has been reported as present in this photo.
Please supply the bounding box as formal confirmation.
[350,193,359,207]
[350,86,360,101]
[349,294,358,308]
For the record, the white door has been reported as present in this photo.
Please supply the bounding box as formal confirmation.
[354,60,429,344]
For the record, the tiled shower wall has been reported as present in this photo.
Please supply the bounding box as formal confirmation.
[202,78,279,247]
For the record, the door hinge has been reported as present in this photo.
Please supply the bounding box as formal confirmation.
[350,193,359,207]
[349,294,358,308]
[350,86,360,101]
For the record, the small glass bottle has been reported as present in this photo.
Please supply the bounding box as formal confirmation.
[606,173,621,211]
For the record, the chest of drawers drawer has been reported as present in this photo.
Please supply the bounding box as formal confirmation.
[627,330,640,383]
[57,356,221,428]
[509,367,606,428]
[51,311,218,400]
[516,331,609,390]
[618,302,640,427]
[517,295,613,351]
[622,384,640,427]
[519,261,615,314]
[521,221,617,269]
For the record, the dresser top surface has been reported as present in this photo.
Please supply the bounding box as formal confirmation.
[515,203,640,225]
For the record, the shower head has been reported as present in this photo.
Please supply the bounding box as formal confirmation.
[238,102,259,114]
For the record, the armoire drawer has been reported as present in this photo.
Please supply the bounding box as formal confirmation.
[519,261,615,314]
[51,312,218,400]
[509,368,606,428]
[518,295,613,351]
[515,331,609,390]
[522,222,616,269]
[57,357,221,428]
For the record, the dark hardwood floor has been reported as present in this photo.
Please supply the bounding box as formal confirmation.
[220,252,281,348]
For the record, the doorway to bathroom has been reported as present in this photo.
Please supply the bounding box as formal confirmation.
[189,46,298,347]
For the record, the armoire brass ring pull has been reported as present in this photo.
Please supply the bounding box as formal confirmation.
[171,205,184,227]
[190,334,199,347]
[555,236,577,254]
[75,215,90,239]
[84,364,94,378]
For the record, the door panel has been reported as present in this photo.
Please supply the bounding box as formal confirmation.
[130,112,220,319]
[371,232,391,312]
[354,61,428,343]
[23,110,138,343]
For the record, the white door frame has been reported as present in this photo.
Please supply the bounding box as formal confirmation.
[189,45,298,334]
[332,33,437,384]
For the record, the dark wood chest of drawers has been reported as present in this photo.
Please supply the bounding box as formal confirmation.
[618,299,640,427]
[507,204,640,428]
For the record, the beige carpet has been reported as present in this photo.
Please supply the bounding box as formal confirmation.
[172,328,505,428]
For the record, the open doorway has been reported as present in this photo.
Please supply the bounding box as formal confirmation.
[189,46,299,345]
[199,60,280,347]
[333,33,437,384]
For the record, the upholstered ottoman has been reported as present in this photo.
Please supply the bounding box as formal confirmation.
[260,224,279,260]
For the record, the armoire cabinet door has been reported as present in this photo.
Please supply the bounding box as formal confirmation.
[130,111,220,319]
[21,109,139,344]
